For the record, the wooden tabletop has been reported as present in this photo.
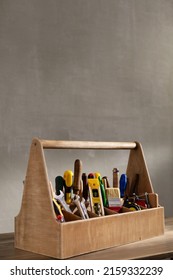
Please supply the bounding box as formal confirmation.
[0,217,173,260]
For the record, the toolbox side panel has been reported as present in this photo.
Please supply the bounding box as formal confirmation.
[61,207,164,259]
[15,138,62,259]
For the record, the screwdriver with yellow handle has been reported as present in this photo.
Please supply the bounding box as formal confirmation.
[63,170,73,204]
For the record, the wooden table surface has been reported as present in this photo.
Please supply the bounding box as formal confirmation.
[0,217,173,260]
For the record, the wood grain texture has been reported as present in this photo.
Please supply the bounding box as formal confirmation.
[2,218,173,260]
[15,138,62,258]
[126,142,154,195]
[14,138,164,259]
[41,139,137,150]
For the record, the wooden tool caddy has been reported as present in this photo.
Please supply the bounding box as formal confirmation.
[15,138,164,259]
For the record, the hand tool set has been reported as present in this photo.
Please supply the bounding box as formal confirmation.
[51,159,152,222]
[15,139,164,259]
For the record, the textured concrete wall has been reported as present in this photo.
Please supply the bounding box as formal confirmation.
[0,0,173,232]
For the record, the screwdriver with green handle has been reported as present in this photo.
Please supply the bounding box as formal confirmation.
[95,172,108,207]
[55,175,64,194]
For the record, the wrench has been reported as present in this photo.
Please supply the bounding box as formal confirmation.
[54,190,72,213]
[80,197,89,219]
[73,195,89,219]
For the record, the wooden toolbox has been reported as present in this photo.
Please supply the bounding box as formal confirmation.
[15,138,164,259]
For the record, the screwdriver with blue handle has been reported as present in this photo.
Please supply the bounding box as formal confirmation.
[119,174,128,198]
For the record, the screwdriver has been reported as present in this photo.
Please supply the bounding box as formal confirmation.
[63,170,73,204]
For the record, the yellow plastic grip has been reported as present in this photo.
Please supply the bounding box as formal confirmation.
[63,170,73,187]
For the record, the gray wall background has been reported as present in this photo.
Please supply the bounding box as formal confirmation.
[0,0,173,233]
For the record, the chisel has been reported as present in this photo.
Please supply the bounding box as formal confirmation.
[113,168,119,188]
[72,159,82,196]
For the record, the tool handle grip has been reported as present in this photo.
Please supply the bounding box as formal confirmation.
[40,140,136,150]
[73,159,82,194]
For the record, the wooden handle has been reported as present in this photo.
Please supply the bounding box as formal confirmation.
[73,159,82,194]
[40,139,137,150]
[113,168,119,188]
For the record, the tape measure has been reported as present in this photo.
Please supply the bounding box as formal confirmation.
[123,200,141,211]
